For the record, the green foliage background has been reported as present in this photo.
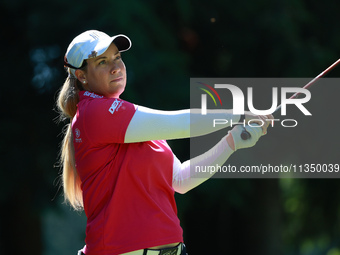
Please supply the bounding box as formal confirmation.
[1,0,340,254]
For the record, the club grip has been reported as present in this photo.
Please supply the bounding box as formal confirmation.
[241,130,251,140]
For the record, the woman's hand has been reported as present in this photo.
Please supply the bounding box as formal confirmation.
[226,113,274,151]
[226,124,264,151]
[244,112,274,135]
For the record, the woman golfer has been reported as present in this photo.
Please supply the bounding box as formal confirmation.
[57,30,271,255]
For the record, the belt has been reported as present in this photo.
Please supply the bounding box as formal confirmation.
[122,243,185,255]
[78,243,186,255]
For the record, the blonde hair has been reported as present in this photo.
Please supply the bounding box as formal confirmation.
[57,70,84,210]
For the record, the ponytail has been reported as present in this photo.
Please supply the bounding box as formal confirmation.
[57,72,84,210]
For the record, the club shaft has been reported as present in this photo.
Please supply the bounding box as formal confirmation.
[274,58,340,114]
[241,58,340,140]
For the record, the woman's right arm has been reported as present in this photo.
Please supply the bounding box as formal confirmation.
[124,106,241,143]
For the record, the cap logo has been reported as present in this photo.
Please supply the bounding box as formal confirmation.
[88,51,97,58]
[89,32,100,40]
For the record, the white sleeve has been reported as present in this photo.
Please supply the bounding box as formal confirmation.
[172,135,234,194]
[124,106,240,143]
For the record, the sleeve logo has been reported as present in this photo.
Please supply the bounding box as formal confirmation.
[109,99,123,114]
[75,128,82,143]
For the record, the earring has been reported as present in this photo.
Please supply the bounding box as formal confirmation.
[83,81,86,84]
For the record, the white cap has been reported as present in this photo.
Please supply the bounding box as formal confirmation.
[64,30,131,69]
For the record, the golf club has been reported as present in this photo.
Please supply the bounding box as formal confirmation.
[241,58,340,140]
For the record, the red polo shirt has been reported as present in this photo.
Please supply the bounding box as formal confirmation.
[72,91,183,255]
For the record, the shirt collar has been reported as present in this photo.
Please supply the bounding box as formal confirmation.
[79,91,105,101]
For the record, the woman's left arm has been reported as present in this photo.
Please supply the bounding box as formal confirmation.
[172,135,234,194]
[172,123,264,194]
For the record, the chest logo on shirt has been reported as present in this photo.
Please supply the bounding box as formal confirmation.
[108,99,123,114]
[75,128,82,143]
